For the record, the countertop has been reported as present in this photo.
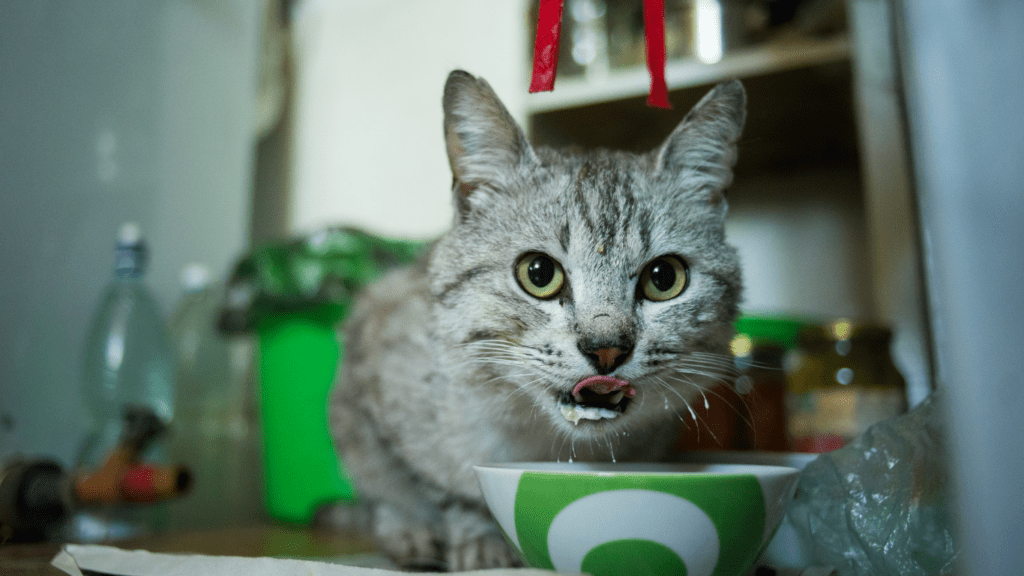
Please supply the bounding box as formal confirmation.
[0,523,381,576]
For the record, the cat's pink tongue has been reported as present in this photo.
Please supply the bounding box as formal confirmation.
[573,375,636,397]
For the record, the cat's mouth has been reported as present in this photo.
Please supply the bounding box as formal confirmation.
[557,375,635,425]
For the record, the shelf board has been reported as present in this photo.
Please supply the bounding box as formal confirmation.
[526,34,851,114]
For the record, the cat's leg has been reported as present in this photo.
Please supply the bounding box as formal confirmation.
[443,500,522,570]
[369,501,446,570]
[330,422,449,569]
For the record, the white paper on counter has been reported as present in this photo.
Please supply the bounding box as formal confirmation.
[52,544,574,576]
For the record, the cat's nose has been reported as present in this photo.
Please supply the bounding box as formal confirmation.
[576,309,637,373]
[580,342,633,374]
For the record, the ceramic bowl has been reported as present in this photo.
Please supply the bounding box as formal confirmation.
[474,462,800,576]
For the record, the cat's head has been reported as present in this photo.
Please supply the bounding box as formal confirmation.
[430,70,744,441]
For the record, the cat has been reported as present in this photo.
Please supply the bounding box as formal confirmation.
[327,70,746,571]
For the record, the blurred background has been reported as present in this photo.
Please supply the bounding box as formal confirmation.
[1,0,1021,574]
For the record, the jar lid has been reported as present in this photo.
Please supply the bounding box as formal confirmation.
[798,318,893,345]
[733,315,810,350]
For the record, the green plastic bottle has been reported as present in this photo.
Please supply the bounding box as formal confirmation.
[221,228,427,524]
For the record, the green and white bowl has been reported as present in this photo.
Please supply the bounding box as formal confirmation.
[474,462,799,576]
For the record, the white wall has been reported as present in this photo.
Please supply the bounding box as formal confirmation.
[0,1,260,465]
[289,0,530,240]
[727,167,875,320]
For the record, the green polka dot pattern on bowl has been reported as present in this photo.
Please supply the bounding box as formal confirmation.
[583,538,689,576]
[512,471,766,576]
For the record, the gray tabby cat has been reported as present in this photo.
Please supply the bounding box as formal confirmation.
[328,70,746,571]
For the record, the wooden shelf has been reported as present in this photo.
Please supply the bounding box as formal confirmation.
[526,34,851,113]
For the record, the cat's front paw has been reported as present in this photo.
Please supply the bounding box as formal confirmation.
[447,532,522,571]
[373,505,446,570]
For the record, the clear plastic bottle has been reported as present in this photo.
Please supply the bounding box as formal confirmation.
[166,264,260,530]
[169,264,228,442]
[72,222,176,541]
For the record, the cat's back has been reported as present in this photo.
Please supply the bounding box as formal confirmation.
[340,258,434,390]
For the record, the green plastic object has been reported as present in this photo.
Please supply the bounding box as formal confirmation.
[734,314,810,350]
[221,229,428,525]
[220,227,428,333]
[257,303,355,524]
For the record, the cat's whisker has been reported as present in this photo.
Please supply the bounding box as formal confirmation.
[462,358,532,369]
[491,373,557,418]
[652,351,736,369]
[647,373,694,403]
[647,378,693,426]
[456,338,519,349]
[458,344,532,358]
[490,372,542,395]
[647,375,726,447]
[459,344,522,354]
[657,370,755,432]
[490,373,534,393]
[669,364,738,387]
[676,349,739,362]
[455,343,531,362]
[460,358,552,378]
[451,359,519,372]
[462,344,528,354]
[504,377,549,403]
[686,350,737,360]
[651,386,691,428]
[688,350,778,372]
[672,371,736,389]
[677,358,741,376]
[683,358,740,370]
[674,354,742,372]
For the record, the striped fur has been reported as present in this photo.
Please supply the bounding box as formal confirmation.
[328,71,746,571]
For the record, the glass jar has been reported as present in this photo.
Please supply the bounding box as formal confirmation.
[675,315,805,452]
[605,0,755,70]
[606,0,693,70]
[786,319,908,453]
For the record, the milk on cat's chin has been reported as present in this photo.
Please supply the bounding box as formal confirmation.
[497,374,714,464]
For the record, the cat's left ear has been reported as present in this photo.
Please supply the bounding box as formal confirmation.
[654,80,746,204]
[443,70,539,215]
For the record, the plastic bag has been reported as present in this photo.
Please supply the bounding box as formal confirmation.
[786,391,958,575]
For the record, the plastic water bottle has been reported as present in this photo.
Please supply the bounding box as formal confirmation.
[166,264,260,530]
[73,222,176,541]
[169,264,229,438]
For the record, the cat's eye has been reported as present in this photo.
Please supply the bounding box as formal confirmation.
[639,256,688,301]
[515,253,565,299]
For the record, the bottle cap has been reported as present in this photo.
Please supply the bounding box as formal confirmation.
[180,264,211,291]
[114,222,147,276]
[117,222,142,247]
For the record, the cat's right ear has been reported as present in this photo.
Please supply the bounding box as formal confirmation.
[654,80,746,205]
[443,70,538,216]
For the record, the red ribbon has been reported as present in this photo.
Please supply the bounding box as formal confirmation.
[529,0,671,109]
[643,0,671,108]
[529,0,565,93]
